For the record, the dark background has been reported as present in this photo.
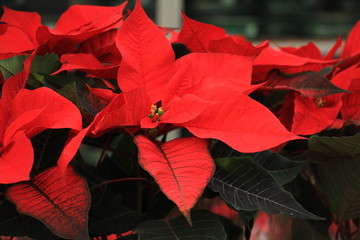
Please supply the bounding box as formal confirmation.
[0,0,358,39]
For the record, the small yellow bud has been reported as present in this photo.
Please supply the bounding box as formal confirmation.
[315,98,326,107]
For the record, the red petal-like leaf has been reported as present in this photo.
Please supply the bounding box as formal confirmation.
[1,51,36,103]
[4,87,82,143]
[6,166,91,240]
[161,94,212,124]
[280,42,322,59]
[181,89,302,152]
[324,36,342,60]
[57,88,151,171]
[134,135,215,223]
[208,36,268,56]
[341,21,360,58]
[255,47,329,67]
[36,3,127,55]
[54,4,126,34]
[86,85,117,103]
[341,90,360,124]
[0,25,35,56]
[0,131,33,184]
[165,53,255,100]
[79,29,121,64]
[53,53,118,79]
[262,70,349,97]
[253,46,337,83]
[291,93,342,135]
[88,88,151,136]
[1,7,42,41]
[177,12,226,53]
[116,0,174,102]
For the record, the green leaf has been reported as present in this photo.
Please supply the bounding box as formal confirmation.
[89,199,144,236]
[311,146,360,222]
[0,54,62,90]
[209,157,323,220]
[250,151,306,185]
[309,133,360,160]
[0,55,27,80]
[31,54,61,75]
[44,74,87,89]
[309,134,360,222]
[57,81,97,116]
[135,210,227,240]
[211,141,306,185]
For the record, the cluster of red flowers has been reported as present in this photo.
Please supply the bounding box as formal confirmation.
[0,0,359,239]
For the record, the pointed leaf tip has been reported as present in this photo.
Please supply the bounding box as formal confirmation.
[210,157,324,220]
[134,135,215,219]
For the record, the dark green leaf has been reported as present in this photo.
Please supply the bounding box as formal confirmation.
[309,134,360,222]
[309,133,360,160]
[44,74,87,89]
[209,157,323,220]
[211,141,305,185]
[57,81,97,115]
[0,54,61,89]
[309,134,360,221]
[89,199,144,235]
[135,210,226,240]
[250,151,306,185]
[31,54,61,75]
[263,69,350,97]
[0,55,27,80]
[314,156,360,221]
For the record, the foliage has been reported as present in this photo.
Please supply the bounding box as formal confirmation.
[0,0,360,239]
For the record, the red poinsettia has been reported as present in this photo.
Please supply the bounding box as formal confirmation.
[57,0,301,221]
[0,54,82,184]
[0,3,126,57]
[275,21,360,135]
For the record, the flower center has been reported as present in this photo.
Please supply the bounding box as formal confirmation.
[314,98,326,107]
[148,104,164,122]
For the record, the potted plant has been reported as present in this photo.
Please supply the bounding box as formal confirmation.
[0,0,359,239]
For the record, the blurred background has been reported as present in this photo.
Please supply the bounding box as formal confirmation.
[0,0,359,50]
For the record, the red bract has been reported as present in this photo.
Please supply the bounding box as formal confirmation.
[53,53,119,79]
[0,86,82,183]
[253,46,338,83]
[134,135,215,223]
[341,21,360,59]
[177,12,227,53]
[177,12,268,57]
[276,55,359,135]
[273,20,360,135]
[57,0,300,221]
[115,0,300,150]
[0,3,126,56]
[6,166,91,240]
[37,3,127,54]
[79,29,121,64]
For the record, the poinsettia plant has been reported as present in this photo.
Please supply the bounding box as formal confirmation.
[0,0,360,239]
